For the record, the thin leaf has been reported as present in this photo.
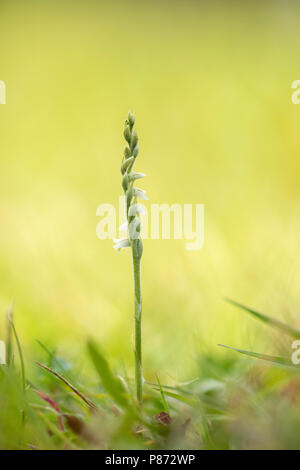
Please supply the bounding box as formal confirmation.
[7,307,26,391]
[36,339,66,373]
[35,361,96,410]
[225,298,300,338]
[34,389,64,431]
[87,340,128,409]
[6,308,13,366]
[152,388,197,406]
[156,375,169,414]
[37,412,75,448]
[218,344,299,369]
[145,380,194,394]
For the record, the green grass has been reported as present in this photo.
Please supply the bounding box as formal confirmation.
[2,301,300,450]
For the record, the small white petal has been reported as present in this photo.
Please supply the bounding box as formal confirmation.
[113,238,131,251]
[128,203,146,217]
[119,221,128,232]
[134,188,148,200]
[130,172,146,181]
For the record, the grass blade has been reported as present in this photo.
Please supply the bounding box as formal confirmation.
[36,339,67,373]
[225,298,300,338]
[35,361,96,410]
[6,308,13,366]
[87,340,128,409]
[7,307,26,391]
[156,374,169,414]
[34,389,65,431]
[152,388,197,406]
[218,344,299,369]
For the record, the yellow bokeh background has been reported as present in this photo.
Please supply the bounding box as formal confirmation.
[1,0,300,379]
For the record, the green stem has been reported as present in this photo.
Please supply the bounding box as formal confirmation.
[131,239,143,406]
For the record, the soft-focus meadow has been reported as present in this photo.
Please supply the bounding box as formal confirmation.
[1,0,300,449]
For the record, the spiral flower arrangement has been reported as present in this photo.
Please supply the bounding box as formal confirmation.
[113,112,147,406]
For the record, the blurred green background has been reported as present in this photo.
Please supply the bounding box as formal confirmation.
[0,0,300,380]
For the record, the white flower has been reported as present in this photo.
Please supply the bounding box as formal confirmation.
[134,188,148,200]
[128,203,146,217]
[130,172,146,182]
[113,238,131,251]
[119,221,128,232]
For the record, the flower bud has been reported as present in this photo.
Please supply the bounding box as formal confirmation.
[130,130,138,150]
[133,145,139,158]
[124,146,131,159]
[124,125,131,144]
[126,187,134,211]
[121,156,134,175]
[122,174,129,192]
[128,111,135,128]
[129,172,146,182]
